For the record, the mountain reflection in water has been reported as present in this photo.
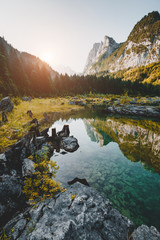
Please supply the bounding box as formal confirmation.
[50,114,160,230]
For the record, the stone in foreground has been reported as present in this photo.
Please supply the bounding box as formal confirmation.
[132,225,160,240]
[4,182,134,240]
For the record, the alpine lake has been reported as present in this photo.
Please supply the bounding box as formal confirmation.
[49,109,160,230]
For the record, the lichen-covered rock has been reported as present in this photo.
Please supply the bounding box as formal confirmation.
[0,96,14,112]
[4,182,134,240]
[60,136,79,152]
[132,225,160,240]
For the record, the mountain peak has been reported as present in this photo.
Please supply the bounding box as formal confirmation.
[83,36,120,75]
[128,11,160,43]
[84,11,160,75]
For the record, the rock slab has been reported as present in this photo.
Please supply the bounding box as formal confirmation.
[4,182,134,240]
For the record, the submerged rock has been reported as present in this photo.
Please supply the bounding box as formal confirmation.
[3,182,134,240]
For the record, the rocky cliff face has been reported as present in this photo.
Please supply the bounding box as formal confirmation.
[84,11,160,75]
[83,36,121,75]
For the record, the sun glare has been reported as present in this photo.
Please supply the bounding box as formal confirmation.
[40,52,53,65]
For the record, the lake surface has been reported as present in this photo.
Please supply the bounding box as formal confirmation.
[49,111,160,229]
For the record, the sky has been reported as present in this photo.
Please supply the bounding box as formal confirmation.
[0,0,159,73]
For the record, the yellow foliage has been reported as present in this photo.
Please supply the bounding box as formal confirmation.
[23,150,65,205]
[72,194,76,200]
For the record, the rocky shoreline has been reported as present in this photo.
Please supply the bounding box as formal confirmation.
[104,104,160,118]
[0,117,79,228]
[69,96,160,118]
[1,182,160,240]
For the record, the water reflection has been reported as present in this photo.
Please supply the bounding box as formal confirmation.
[85,118,160,173]
[49,114,160,230]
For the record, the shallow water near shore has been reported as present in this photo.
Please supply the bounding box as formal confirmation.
[50,112,160,230]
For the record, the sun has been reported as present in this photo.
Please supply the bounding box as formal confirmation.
[40,52,53,65]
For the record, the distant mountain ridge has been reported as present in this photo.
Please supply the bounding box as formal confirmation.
[0,37,58,96]
[83,11,160,75]
[53,64,75,76]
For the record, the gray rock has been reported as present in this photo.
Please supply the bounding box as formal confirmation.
[10,169,17,176]
[114,100,120,105]
[0,175,23,227]
[69,100,85,106]
[0,153,7,162]
[106,104,160,118]
[60,136,79,152]
[103,100,109,104]
[0,96,14,112]
[21,96,32,101]
[130,100,137,104]
[69,100,76,105]
[22,158,34,177]
[4,182,134,240]
[0,153,8,175]
[132,225,160,240]
[36,136,47,147]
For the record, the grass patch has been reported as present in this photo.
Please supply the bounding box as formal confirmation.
[0,97,82,153]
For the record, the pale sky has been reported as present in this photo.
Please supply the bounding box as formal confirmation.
[0,0,159,73]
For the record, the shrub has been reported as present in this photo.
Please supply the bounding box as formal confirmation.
[23,148,66,205]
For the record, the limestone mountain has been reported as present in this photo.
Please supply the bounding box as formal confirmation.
[0,37,58,96]
[84,11,160,75]
[83,36,122,75]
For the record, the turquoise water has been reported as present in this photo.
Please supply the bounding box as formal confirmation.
[50,116,160,229]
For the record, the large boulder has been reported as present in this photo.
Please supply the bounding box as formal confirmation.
[0,96,14,112]
[0,175,24,227]
[60,136,79,152]
[3,182,134,240]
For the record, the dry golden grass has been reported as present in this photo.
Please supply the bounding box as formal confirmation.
[0,97,82,153]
